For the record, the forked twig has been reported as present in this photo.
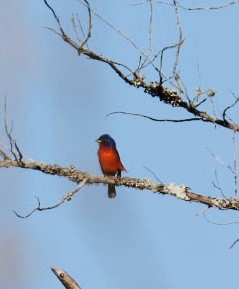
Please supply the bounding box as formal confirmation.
[42,1,239,132]
[78,0,92,50]
[4,96,23,162]
[13,179,88,218]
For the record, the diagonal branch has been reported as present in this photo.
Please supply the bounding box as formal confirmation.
[52,268,82,289]
[13,179,88,218]
[42,1,239,132]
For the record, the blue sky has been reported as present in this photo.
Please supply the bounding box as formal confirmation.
[1,1,239,289]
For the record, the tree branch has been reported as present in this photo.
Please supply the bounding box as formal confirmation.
[43,0,239,132]
[52,268,82,289]
[107,111,201,122]
[157,1,239,11]
[13,179,88,218]
[1,158,239,211]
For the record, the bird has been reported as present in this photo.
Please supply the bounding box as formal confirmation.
[96,134,126,198]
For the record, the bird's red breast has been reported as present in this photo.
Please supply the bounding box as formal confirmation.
[98,145,125,176]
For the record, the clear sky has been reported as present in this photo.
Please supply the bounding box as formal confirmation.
[1,1,239,289]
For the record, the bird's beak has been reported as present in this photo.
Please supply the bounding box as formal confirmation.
[96,138,101,143]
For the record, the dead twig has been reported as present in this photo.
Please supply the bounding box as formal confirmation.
[43,1,239,131]
[203,214,239,226]
[107,111,201,122]
[0,148,10,160]
[78,0,92,50]
[222,90,239,124]
[52,268,82,289]
[143,166,163,183]
[157,1,239,11]
[229,238,239,249]
[4,96,23,163]
[13,179,88,218]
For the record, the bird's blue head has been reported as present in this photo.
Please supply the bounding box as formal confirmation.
[96,134,116,148]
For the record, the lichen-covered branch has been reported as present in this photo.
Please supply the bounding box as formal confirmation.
[1,158,239,211]
[43,0,239,132]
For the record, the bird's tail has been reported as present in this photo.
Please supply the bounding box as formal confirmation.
[108,184,116,198]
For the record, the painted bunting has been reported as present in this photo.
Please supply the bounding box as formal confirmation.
[96,134,126,198]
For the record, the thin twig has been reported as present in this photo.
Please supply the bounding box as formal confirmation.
[208,141,239,197]
[172,0,182,80]
[131,0,151,6]
[203,214,239,225]
[207,147,233,172]
[0,149,10,160]
[107,111,201,122]
[139,0,153,70]
[222,90,239,122]
[195,206,210,216]
[229,238,239,249]
[232,131,238,196]
[76,13,89,49]
[4,96,23,162]
[143,166,163,183]
[212,170,228,199]
[13,179,87,218]
[71,14,81,43]
[140,39,184,74]
[157,1,239,11]
[78,0,92,50]
[76,0,175,86]
[77,0,146,58]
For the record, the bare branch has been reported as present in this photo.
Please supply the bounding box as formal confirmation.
[203,214,239,226]
[232,131,238,196]
[208,142,239,197]
[147,0,153,56]
[140,39,184,75]
[138,0,153,71]
[222,90,239,123]
[4,96,23,162]
[42,1,239,132]
[77,0,147,59]
[212,170,228,199]
[0,148,10,160]
[157,1,239,11]
[1,157,239,211]
[13,179,87,218]
[172,0,183,80]
[143,166,162,183]
[230,238,239,249]
[78,0,92,49]
[52,268,82,289]
[195,206,210,216]
[13,197,41,218]
[107,111,202,122]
